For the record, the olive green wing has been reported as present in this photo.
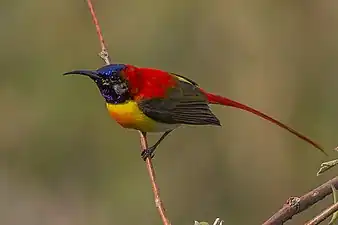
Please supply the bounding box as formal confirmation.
[138,79,221,126]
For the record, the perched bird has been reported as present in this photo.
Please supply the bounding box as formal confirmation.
[63,64,326,160]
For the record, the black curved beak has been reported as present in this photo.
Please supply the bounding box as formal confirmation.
[63,70,100,79]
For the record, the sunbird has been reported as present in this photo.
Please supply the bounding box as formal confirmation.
[64,64,326,160]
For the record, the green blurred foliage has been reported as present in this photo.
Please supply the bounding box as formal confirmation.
[1,0,338,224]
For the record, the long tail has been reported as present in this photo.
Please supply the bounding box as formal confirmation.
[204,91,327,155]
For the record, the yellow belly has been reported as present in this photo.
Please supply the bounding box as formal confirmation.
[106,101,179,132]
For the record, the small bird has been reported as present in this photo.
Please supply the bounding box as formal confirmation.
[64,64,326,160]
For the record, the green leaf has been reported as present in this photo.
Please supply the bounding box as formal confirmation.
[194,221,209,225]
[199,223,209,225]
[194,218,224,225]
[212,218,224,225]
[317,159,338,176]
[329,185,338,225]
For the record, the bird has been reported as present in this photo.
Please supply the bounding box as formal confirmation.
[63,63,327,160]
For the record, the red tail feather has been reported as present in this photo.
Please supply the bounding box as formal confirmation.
[204,91,326,155]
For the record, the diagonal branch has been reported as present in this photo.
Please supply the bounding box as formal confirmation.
[262,176,338,225]
[304,201,338,225]
[85,1,171,225]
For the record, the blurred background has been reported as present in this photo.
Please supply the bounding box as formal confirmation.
[1,0,338,224]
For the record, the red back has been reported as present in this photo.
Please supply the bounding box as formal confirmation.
[123,65,177,101]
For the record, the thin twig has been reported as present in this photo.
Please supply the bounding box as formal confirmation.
[304,202,338,225]
[140,132,171,225]
[85,1,171,225]
[262,176,338,225]
[86,0,111,65]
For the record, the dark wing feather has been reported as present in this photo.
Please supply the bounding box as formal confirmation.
[138,79,221,126]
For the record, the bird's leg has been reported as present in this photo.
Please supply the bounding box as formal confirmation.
[141,130,173,161]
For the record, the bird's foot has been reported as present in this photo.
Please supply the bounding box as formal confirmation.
[141,146,156,161]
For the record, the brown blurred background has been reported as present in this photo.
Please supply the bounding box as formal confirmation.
[2,0,338,224]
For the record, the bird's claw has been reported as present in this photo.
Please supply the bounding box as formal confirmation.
[141,147,155,161]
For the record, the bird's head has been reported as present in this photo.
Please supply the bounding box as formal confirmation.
[63,64,130,104]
